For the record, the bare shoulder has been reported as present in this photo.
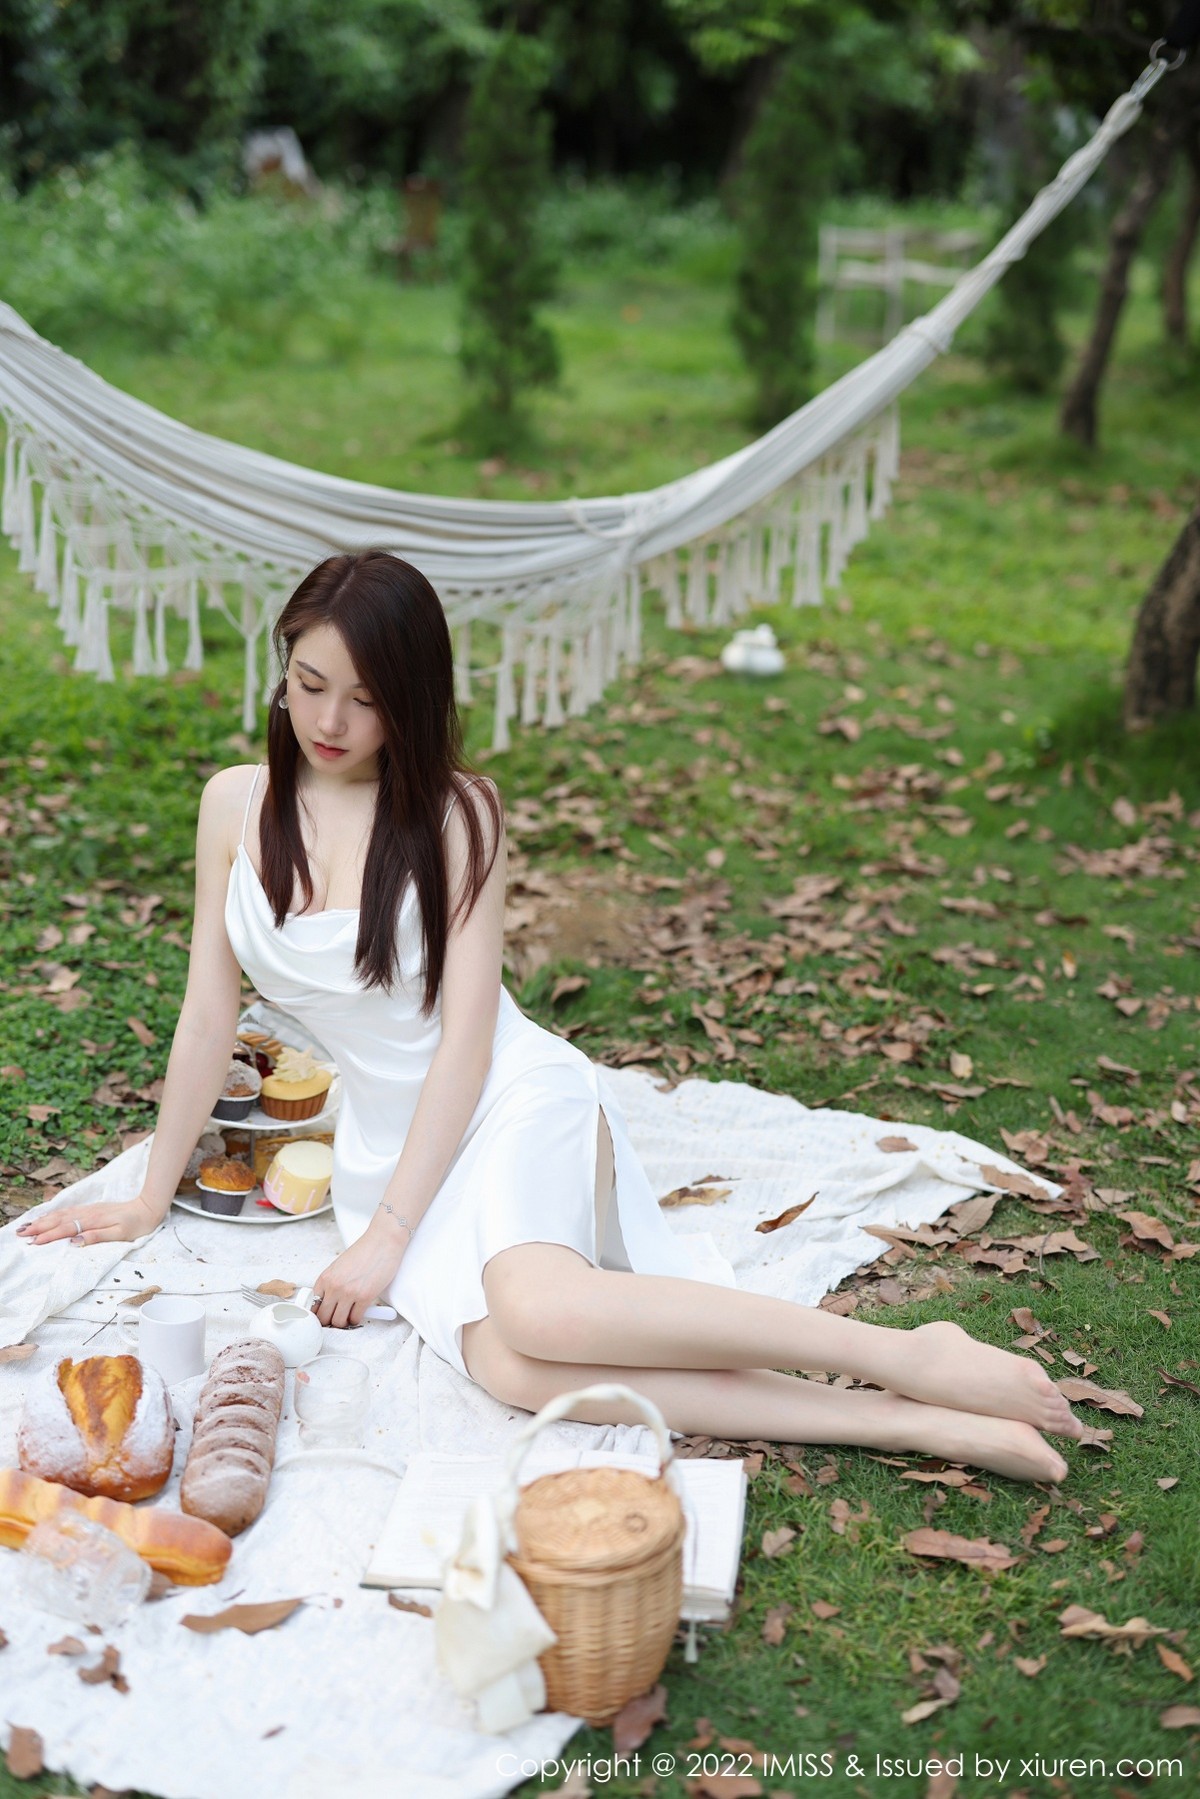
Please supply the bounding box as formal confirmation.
[198,764,260,858]
[445,773,504,833]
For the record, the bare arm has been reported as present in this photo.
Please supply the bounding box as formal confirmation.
[19,769,249,1246]
[313,779,506,1327]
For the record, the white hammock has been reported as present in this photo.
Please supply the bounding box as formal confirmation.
[0,55,1173,749]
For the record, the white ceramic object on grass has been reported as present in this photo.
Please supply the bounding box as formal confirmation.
[720,624,785,676]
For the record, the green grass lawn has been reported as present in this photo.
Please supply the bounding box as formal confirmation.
[1,217,1198,1799]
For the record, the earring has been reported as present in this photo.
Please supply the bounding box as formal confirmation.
[278,694,289,711]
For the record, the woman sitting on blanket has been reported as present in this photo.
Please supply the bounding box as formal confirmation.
[21,550,1082,1483]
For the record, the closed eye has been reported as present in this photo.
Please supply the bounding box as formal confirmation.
[298,679,373,708]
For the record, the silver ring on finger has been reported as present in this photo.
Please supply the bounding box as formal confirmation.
[73,1218,84,1240]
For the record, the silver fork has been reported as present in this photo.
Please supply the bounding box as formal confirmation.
[241,1283,397,1323]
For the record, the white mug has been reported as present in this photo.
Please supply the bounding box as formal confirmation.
[119,1295,206,1384]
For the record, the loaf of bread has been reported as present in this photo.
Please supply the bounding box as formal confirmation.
[18,1355,174,1502]
[0,1467,232,1585]
[180,1340,285,1537]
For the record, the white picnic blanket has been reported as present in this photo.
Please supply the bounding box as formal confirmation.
[0,1067,1051,1799]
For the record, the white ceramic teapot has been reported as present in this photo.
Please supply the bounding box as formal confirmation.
[247,1301,324,1369]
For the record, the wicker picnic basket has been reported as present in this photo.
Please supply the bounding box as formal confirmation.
[502,1384,685,1725]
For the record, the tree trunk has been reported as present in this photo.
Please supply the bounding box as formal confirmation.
[1163,157,1200,345]
[1124,501,1200,728]
[1060,125,1177,446]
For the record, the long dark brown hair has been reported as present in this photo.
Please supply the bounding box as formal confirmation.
[258,550,503,1015]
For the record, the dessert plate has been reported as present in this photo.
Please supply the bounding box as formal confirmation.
[172,1191,333,1226]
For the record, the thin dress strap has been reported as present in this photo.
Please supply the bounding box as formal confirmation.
[239,765,263,849]
[442,775,463,830]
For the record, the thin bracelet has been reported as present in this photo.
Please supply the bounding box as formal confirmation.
[379,1201,414,1237]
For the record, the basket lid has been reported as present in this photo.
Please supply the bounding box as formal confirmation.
[513,1467,683,1574]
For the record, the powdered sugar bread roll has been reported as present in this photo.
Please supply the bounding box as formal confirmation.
[18,1355,174,1502]
[180,1339,285,1537]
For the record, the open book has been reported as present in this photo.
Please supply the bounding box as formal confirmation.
[361,1449,747,1623]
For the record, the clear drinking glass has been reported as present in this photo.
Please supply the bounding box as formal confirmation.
[294,1355,370,1448]
[19,1514,150,1628]
[293,1352,368,1453]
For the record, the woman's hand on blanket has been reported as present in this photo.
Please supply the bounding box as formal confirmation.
[312,1227,405,1329]
[16,1194,165,1247]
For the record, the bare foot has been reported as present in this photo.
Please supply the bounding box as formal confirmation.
[888,1321,1083,1438]
[878,1390,1069,1484]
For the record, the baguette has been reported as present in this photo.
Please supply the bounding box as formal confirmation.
[0,1466,232,1586]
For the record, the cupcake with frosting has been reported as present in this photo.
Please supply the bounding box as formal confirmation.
[212,1060,263,1123]
[258,1047,333,1121]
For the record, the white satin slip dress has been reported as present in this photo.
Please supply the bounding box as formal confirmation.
[223,766,735,1375]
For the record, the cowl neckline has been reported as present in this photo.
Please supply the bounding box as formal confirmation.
[232,842,360,923]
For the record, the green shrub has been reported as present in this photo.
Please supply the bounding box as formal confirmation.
[731,50,839,429]
[0,149,397,356]
[458,33,560,450]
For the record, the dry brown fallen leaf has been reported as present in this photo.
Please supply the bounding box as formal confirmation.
[78,1643,127,1691]
[611,1682,667,1756]
[1118,1210,1174,1249]
[829,1498,871,1537]
[762,1603,792,1645]
[1014,1654,1047,1677]
[660,1185,731,1208]
[0,1344,36,1364]
[1007,1229,1098,1262]
[686,1777,764,1799]
[549,973,589,1006]
[1157,1642,1195,1682]
[901,1468,972,1487]
[877,1136,918,1153]
[1055,1378,1143,1417]
[1159,1368,1200,1400]
[387,1594,432,1618]
[256,1279,298,1299]
[760,1525,797,1559]
[47,1635,86,1656]
[977,1162,1052,1201]
[1148,1309,1172,1330]
[1058,1605,1167,1644]
[755,1195,816,1234]
[553,1768,593,1799]
[1160,1704,1200,1728]
[126,1016,156,1048]
[900,1696,950,1725]
[4,1726,43,1779]
[903,1528,1019,1572]
[181,1599,304,1636]
[118,1286,163,1309]
[810,1600,841,1620]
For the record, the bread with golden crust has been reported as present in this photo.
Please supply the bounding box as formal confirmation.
[18,1354,174,1501]
[0,1467,232,1585]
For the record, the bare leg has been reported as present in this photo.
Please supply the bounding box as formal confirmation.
[483,1243,1082,1440]
[460,1317,1069,1484]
